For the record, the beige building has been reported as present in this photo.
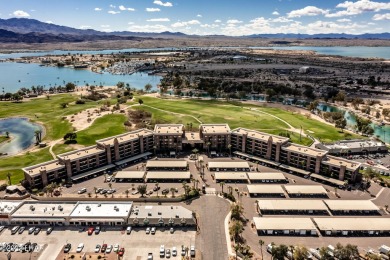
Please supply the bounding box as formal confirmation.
[280,143,327,174]
[23,160,67,188]
[320,155,361,182]
[154,124,185,153]
[199,124,231,152]
[231,128,289,162]
[96,129,154,164]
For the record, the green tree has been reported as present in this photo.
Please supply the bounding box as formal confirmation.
[271,244,288,260]
[7,172,12,185]
[137,184,147,197]
[116,82,125,89]
[259,240,264,260]
[231,203,243,220]
[334,243,359,260]
[293,245,309,260]
[5,131,9,138]
[229,220,243,242]
[138,98,144,105]
[155,182,159,197]
[34,130,42,144]
[319,247,333,260]
[60,102,68,108]
[125,189,129,198]
[335,118,347,132]
[170,187,176,197]
[219,181,225,193]
[65,82,76,92]
[144,83,152,92]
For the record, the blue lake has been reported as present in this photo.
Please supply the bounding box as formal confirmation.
[0,118,43,156]
[0,62,162,93]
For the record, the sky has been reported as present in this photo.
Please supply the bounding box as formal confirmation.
[1,0,390,35]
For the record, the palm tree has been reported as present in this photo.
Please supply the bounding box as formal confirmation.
[191,178,196,189]
[170,187,176,198]
[271,244,288,260]
[87,192,92,198]
[34,130,42,144]
[259,240,264,260]
[385,205,388,212]
[5,131,9,138]
[155,183,159,197]
[108,183,112,189]
[220,181,225,194]
[6,172,11,185]
[125,189,129,198]
[234,244,240,260]
[195,179,199,190]
[229,220,243,242]
[182,181,189,197]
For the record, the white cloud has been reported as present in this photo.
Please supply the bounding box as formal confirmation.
[94,8,102,11]
[226,19,243,24]
[153,0,173,7]
[272,17,293,23]
[372,13,390,20]
[326,0,390,17]
[214,19,221,23]
[128,24,169,32]
[146,8,160,12]
[200,23,219,28]
[109,5,116,8]
[108,11,120,15]
[101,28,112,32]
[171,19,201,28]
[337,18,351,22]
[12,10,30,17]
[197,14,202,17]
[128,22,135,25]
[272,11,280,16]
[119,5,135,11]
[147,18,170,22]
[79,25,92,29]
[46,21,53,24]
[101,25,110,28]
[288,6,329,18]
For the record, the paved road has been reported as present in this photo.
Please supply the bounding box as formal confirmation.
[187,196,230,260]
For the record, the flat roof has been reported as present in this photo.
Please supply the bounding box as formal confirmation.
[282,143,327,157]
[208,161,250,169]
[146,160,188,168]
[310,173,345,186]
[247,185,284,194]
[257,200,328,211]
[284,185,327,194]
[12,202,77,218]
[247,172,286,180]
[200,124,231,134]
[323,200,379,211]
[58,145,105,161]
[130,205,193,220]
[70,202,132,218]
[323,139,387,150]
[96,129,153,146]
[146,171,191,179]
[253,217,317,230]
[234,151,281,167]
[214,172,248,180]
[114,152,152,166]
[71,164,115,181]
[322,156,361,171]
[154,124,184,135]
[314,218,390,231]
[231,128,289,144]
[0,201,23,214]
[115,171,146,179]
[23,159,65,177]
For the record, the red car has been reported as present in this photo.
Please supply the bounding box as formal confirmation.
[87,227,94,235]
[101,244,107,253]
[118,248,125,256]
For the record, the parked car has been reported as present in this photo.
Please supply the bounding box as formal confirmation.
[106,245,113,253]
[33,227,41,235]
[131,190,139,195]
[78,188,87,194]
[146,227,151,234]
[118,248,125,256]
[166,249,171,258]
[153,186,160,191]
[169,227,174,234]
[18,226,26,234]
[147,253,153,260]
[0,226,5,233]
[101,244,107,253]
[94,244,101,253]
[190,245,195,257]
[172,247,177,257]
[76,243,84,253]
[87,227,94,235]
[113,244,119,252]
[160,245,165,257]
[46,227,53,235]
[151,227,156,235]
[11,226,20,235]
[126,226,132,234]
[63,243,71,253]
[95,226,100,234]
[28,227,35,235]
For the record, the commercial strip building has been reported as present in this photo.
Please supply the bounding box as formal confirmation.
[114,171,146,182]
[145,160,188,171]
[128,205,196,227]
[313,218,390,236]
[23,124,364,188]
[323,200,380,215]
[247,185,285,197]
[1,200,195,227]
[253,217,318,236]
[284,185,328,198]
[247,172,287,183]
[316,139,388,155]
[214,172,249,183]
[145,171,191,182]
[257,200,329,215]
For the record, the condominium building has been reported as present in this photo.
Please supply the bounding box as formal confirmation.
[280,143,327,174]
[320,155,361,182]
[23,160,67,188]
[96,129,154,164]
[154,124,185,152]
[231,128,289,161]
[199,124,231,152]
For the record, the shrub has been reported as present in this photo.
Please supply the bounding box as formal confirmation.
[0,184,7,191]
[223,192,236,202]
[75,99,86,104]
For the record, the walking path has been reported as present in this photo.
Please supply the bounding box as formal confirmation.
[142,104,203,124]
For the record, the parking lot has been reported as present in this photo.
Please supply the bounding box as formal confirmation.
[0,225,196,260]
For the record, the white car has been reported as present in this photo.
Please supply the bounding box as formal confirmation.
[146,227,151,234]
[160,245,165,257]
[172,247,177,257]
[94,244,101,253]
[151,227,156,234]
[106,245,113,253]
[113,244,119,252]
[76,243,84,253]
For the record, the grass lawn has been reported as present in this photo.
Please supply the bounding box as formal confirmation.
[76,114,128,146]
[0,136,8,145]
[0,94,107,141]
[0,147,53,185]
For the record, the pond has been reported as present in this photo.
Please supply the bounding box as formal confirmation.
[0,118,43,156]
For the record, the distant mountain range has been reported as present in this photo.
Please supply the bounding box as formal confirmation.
[0,18,389,43]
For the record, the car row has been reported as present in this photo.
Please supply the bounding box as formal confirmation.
[145,227,174,235]
[158,245,185,258]
[8,226,53,235]
[87,226,101,235]
[95,187,116,195]
[65,242,124,256]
